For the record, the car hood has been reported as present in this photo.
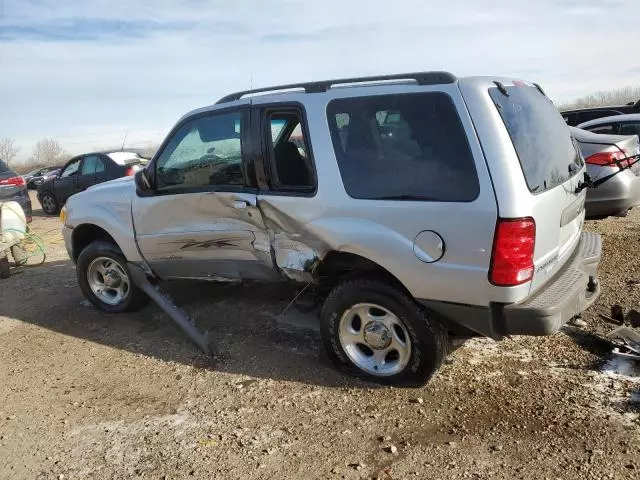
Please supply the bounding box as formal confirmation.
[67,175,135,215]
[87,175,135,192]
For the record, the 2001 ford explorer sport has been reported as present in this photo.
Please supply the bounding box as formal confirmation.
[61,72,602,386]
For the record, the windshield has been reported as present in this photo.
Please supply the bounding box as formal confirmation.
[490,85,582,193]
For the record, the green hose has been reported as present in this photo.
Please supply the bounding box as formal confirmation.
[2,228,47,266]
[1,202,47,266]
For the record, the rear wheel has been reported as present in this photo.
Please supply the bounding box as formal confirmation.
[77,240,148,313]
[40,192,59,215]
[320,278,447,387]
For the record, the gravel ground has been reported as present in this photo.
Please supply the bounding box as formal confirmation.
[0,192,638,479]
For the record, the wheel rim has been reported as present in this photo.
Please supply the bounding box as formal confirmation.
[87,256,130,306]
[42,194,55,213]
[338,303,411,377]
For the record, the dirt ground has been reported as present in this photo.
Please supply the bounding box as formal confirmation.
[1,192,639,480]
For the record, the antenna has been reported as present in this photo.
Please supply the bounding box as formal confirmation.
[121,131,128,151]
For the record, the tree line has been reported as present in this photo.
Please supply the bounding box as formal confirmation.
[0,137,69,172]
[0,138,159,174]
[556,85,640,111]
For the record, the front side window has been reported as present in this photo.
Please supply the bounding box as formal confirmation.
[327,92,479,201]
[156,111,244,191]
[60,159,81,178]
[266,111,314,191]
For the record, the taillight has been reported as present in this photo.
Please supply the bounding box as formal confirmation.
[585,151,629,168]
[125,167,135,176]
[489,218,536,286]
[0,176,26,187]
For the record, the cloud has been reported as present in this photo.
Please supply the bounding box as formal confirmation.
[1,0,639,162]
[0,18,194,42]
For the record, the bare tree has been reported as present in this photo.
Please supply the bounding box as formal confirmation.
[0,137,20,166]
[29,138,66,167]
[558,86,640,111]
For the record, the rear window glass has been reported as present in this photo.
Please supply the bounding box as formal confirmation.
[0,159,10,173]
[490,85,582,193]
[107,151,143,165]
[326,92,479,201]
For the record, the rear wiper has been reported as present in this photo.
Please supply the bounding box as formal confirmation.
[377,194,439,201]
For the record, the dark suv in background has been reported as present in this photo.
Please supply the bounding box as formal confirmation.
[37,150,147,215]
[562,100,640,126]
[0,159,33,222]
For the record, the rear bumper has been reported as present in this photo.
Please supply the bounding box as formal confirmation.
[498,231,601,335]
[1,192,32,222]
[419,232,602,339]
[585,171,640,218]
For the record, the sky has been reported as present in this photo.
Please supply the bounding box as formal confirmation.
[1,0,639,163]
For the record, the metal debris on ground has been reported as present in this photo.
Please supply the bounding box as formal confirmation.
[606,326,640,361]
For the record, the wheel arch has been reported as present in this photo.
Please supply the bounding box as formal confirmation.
[71,223,120,262]
[314,250,411,296]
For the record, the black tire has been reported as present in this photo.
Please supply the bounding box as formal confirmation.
[40,192,60,215]
[0,257,10,279]
[320,278,447,387]
[77,240,148,313]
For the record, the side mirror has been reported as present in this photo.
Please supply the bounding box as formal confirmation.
[135,169,152,193]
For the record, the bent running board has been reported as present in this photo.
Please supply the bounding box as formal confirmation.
[128,263,213,356]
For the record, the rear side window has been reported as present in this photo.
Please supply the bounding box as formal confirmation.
[0,159,10,173]
[327,92,479,201]
[490,85,582,193]
[80,155,106,175]
[586,124,618,135]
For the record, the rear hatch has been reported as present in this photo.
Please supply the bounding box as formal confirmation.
[489,83,586,294]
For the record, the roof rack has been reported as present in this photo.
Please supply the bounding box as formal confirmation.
[215,71,456,104]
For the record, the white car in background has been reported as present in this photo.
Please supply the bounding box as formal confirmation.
[577,113,640,138]
[570,126,640,219]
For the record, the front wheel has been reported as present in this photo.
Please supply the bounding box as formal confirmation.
[77,240,148,313]
[40,192,59,215]
[320,278,447,387]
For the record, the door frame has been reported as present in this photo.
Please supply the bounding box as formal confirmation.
[250,102,318,197]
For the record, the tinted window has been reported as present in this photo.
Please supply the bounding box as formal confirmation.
[60,159,81,178]
[619,122,640,136]
[586,124,617,135]
[490,86,582,193]
[267,112,314,191]
[0,159,10,173]
[80,155,104,175]
[327,92,479,201]
[156,111,244,191]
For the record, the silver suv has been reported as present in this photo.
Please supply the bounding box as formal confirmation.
[62,72,602,386]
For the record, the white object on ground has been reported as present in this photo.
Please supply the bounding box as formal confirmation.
[0,201,26,247]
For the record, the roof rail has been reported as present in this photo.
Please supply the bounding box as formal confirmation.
[215,71,456,104]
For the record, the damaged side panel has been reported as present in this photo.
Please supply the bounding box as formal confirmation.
[255,198,326,283]
[132,191,280,281]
